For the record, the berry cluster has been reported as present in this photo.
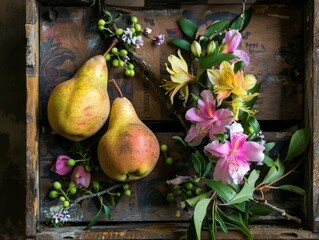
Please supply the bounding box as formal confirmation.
[105,47,135,77]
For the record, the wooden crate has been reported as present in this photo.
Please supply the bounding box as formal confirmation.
[25,0,319,239]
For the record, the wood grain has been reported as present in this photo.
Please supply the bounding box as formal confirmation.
[26,0,40,238]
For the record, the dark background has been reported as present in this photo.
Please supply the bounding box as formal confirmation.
[0,0,26,239]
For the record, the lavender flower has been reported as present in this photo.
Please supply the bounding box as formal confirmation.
[48,206,71,227]
[122,28,133,45]
[144,27,152,34]
[153,34,165,46]
[132,35,144,48]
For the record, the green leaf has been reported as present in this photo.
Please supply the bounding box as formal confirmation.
[247,116,260,133]
[170,38,191,51]
[249,202,273,216]
[284,128,311,162]
[172,135,188,148]
[263,155,275,167]
[84,208,102,230]
[204,20,230,38]
[273,185,306,196]
[230,7,253,32]
[187,218,197,240]
[227,170,258,205]
[186,192,211,207]
[260,159,285,185]
[234,61,244,73]
[192,152,203,176]
[215,210,228,233]
[179,18,199,38]
[203,161,212,178]
[103,204,111,219]
[265,142,276,152]
[194,198,211,240]
[198,53,236,77]
[205,179,236,202]
[211,202,217,240]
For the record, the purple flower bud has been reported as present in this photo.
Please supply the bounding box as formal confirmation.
[51,155,73,176]
[153,34,165,46]
[71,165,91,188]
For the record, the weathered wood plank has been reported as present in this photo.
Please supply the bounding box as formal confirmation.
[35,224,319,240]
[304,0,319,233]
[26,0,40,238]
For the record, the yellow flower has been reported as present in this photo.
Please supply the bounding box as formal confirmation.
[207,61,257,105]
[231,94,258,120]
[162,49,196,106]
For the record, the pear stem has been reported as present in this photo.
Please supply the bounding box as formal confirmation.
[110,79,123,98]
[103,38,119,57]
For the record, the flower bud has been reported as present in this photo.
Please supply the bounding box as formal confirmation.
[207,41,216,55]
[191,41,202,58]
[51,155,73,176]
[71,165,91,188]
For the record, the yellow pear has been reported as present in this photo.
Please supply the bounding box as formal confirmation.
[47,55,110,141]
[97,97,160,182]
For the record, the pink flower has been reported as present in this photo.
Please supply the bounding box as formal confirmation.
[204,131,265,184]
[51,155,73,176]
[185,90,234,146]
[221,30,250,66]
[71,166,91,188]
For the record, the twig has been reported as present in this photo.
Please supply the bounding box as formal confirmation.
[166,175,194,185]
[103,38,119,57]
[253,197,302,224]
[109,79,123,97]
[69,183,122,208]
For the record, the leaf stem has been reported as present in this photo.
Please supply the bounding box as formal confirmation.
[69,183,122,208]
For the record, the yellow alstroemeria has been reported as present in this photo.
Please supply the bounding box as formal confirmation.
[207,61,257,105]
[231,94,258,120]
[162,49,196,106]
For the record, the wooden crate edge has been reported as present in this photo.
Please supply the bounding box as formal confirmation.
[26,0,40,238]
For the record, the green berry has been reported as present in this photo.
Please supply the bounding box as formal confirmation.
[49,190,58,199]
[186,190,192,197]
[195,187,203,196]
[123,183,130,190]
[119,49,128,57]
[165,157,174,165]
[63,200,70,208]
[112,59,119,67]
[131,16,138,24]
[59,196,66,202]
[184,182,193,190]
[124,68,131,76]
[124,189,131,197]
[92,181,99,190]
[105,53,111,61]
[98,19,106,26]
[69,181,76,188]
[134,23,141,32]
[130,28,136,34]
[128,69,135,77]
[53,181,62,190]
[118,60,125,67]
[115,28,124,36]
[98,25,104,31]
[85,165,91,172]
[116,192,121,197]
[69,187,77,195]
[166,193,175,203]
[67,159,75,167]
[127,64,134,70]
[111,47,118,54]
[160,144,168,152]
